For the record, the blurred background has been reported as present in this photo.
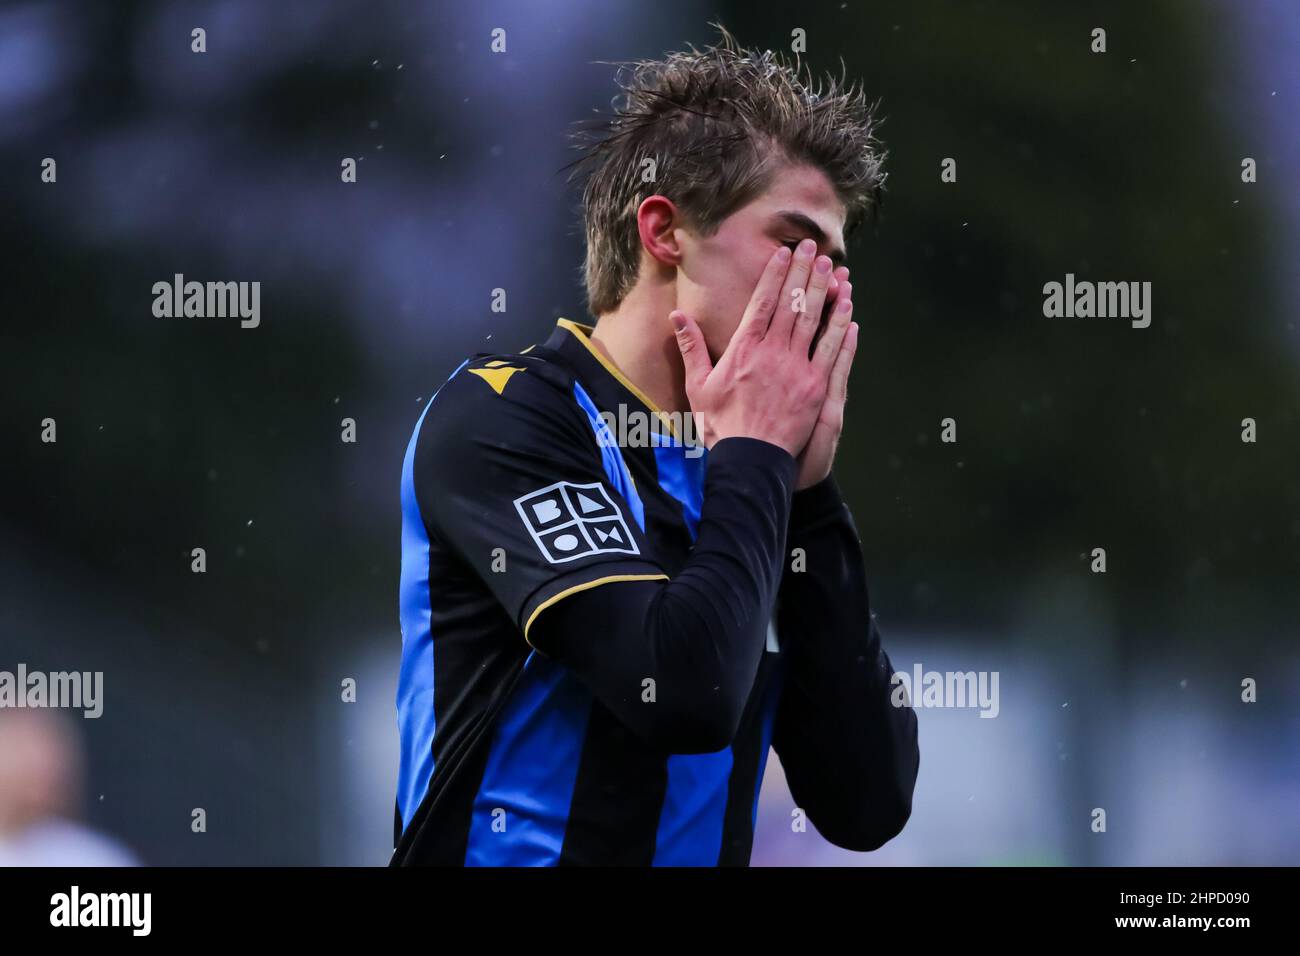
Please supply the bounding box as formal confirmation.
[1,0,1297,865]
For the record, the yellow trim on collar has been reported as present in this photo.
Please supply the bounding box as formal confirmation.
[555,318,681,439]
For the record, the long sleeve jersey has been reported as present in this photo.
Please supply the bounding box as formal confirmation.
[392,317,919,866]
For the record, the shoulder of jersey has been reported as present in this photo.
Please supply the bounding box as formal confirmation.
[430,345,574,421]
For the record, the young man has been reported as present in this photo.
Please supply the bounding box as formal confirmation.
[392,29,919,866]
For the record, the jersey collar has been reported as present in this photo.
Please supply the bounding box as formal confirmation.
[544,318,682,440]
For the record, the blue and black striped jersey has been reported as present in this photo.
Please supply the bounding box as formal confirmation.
[393,318,919,865]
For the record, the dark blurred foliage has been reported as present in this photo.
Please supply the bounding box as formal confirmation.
[726,1,1299,648]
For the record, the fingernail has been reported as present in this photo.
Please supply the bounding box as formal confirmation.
[670,311,686,332]
[837,296,852,312]
[815,256,832,274]
[776,246,793,263]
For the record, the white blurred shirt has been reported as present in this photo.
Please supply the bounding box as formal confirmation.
[0,819,139,867]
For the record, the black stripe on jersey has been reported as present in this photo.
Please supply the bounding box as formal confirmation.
[559,701,669,866]
[717,656,780,866]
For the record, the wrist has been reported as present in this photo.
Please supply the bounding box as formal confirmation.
[794,464,831,492]
[708,427,801,459]
[790,471,844,526]
[707,436,799,487]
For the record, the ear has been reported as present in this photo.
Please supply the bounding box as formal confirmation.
[636,195,684,267]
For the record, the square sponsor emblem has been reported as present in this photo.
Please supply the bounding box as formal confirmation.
[513,481,639,564]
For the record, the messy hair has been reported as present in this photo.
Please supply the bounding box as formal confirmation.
[566,23,886,317]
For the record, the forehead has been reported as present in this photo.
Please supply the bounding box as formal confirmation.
[731,163,847,250]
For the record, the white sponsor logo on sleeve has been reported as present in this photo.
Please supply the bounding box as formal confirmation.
[513,481,639,564]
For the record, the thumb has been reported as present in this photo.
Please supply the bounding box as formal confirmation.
[670,310,712,392]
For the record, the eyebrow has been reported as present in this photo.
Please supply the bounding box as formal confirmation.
[771,210,847,266]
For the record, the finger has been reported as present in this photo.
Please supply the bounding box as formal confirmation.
[827,321,859,406]
[806,265,850,358]
[825,267,850,311]
[734,245,794,344]
[767,238,818,344]
[812,280,853,374]
[790,254,835,357]
[824,266,846,302]
[671,310,712,394]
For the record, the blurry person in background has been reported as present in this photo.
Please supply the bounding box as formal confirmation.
[0,709,138,866]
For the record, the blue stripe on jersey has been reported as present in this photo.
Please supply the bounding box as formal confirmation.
[571,380,646,531]
[653,750,735,865]
[395,360,468,831]
[652,444,707,538]
[649,440,735,865]
[463,652,592,865]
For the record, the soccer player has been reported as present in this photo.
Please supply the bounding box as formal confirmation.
[392,30,919,866]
